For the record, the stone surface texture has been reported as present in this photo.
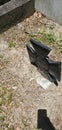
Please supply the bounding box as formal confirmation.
[35,0,62,25]
[0,0,34,28]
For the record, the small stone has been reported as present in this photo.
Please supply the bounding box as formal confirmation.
[16,127,20,130]
[36,75,51,89]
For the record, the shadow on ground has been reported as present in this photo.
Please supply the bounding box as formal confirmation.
[37,109,56,130]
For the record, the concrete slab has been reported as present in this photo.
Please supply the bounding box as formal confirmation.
[35,0,62,25]
[0,0,35,29]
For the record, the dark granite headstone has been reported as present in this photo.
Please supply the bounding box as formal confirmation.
[0,0,35,30]
[0,0,10,5]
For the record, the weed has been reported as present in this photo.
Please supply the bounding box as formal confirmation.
[3,123,9,128]
[0,54,3,58]
[0,116,5,121]
[59,32,62,39]
[57,36,62,53]
[0,85,13,106]
[3,123,14,130]
[8,42,16,48]
[35,32,56,45]
[26,30,56,44]
[26,30,62,53]
[47,34,56,44]
[34,128,38,130]
[59,39,62,43]
[57,42,62,53]
[49,24,55,30]
[9,126,14,130]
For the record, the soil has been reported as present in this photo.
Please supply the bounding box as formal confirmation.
[0,11,62,130]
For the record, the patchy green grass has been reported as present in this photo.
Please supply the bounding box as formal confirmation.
[49,24,55,30]
[0,114,14,130]
[0,85,14,130]
[47,34,56,43]
[57,34,62,53]
[36,32,56,45]
[34,129,38,130]
[8,42,16,48]
[0,115,5,121]
[27,31,56,45]
[2,122,14,130]
[3,122,9,128]
[0,54,3,58]
[57,42,62,53]
[8,126,14,130]
[0,85,13,106]
[26,30,62,53]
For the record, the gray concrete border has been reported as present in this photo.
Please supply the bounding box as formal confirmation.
[35,0,62,25]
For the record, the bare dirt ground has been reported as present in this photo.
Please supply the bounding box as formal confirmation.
[0,11,62,130]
